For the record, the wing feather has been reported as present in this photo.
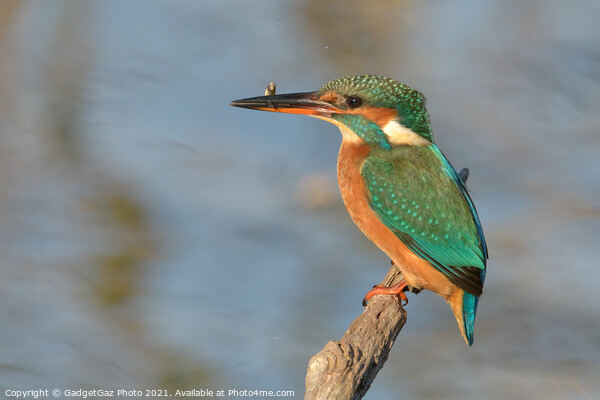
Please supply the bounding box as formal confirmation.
[361,145,487,296]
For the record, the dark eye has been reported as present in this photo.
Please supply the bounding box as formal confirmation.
[345,96,363,109]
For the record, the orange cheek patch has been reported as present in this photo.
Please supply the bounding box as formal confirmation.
[315,93,397,128]
[350,106,397,128]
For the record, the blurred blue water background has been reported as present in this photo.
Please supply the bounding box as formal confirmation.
[1,1,599,398]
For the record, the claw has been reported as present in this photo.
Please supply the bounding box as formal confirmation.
[362,280,409,307]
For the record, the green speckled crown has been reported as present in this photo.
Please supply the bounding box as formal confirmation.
[316,75,433,142]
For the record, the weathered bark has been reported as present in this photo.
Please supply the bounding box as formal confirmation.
[305,266,407,400]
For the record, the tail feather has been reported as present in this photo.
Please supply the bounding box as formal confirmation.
[462,292,479,346]
[448,290,480,346]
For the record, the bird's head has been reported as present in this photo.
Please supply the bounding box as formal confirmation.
[231,75,434,149]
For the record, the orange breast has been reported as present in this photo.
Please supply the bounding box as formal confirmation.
[336,139,460,299]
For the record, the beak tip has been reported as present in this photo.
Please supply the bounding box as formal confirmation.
[229,91,335,116]
[229,99,250,109]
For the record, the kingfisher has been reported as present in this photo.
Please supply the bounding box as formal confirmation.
[231,75,488,345]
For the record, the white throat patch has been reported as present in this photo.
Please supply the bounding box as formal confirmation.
[382,120,430,146]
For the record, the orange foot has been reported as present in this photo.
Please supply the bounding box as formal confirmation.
[362,280,408,307]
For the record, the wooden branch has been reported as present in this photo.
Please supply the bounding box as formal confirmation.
[305,266,407,400]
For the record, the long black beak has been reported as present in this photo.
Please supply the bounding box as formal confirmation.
[230,91,339,116]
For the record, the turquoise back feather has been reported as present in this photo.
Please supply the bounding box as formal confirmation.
[439,147,487,346]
